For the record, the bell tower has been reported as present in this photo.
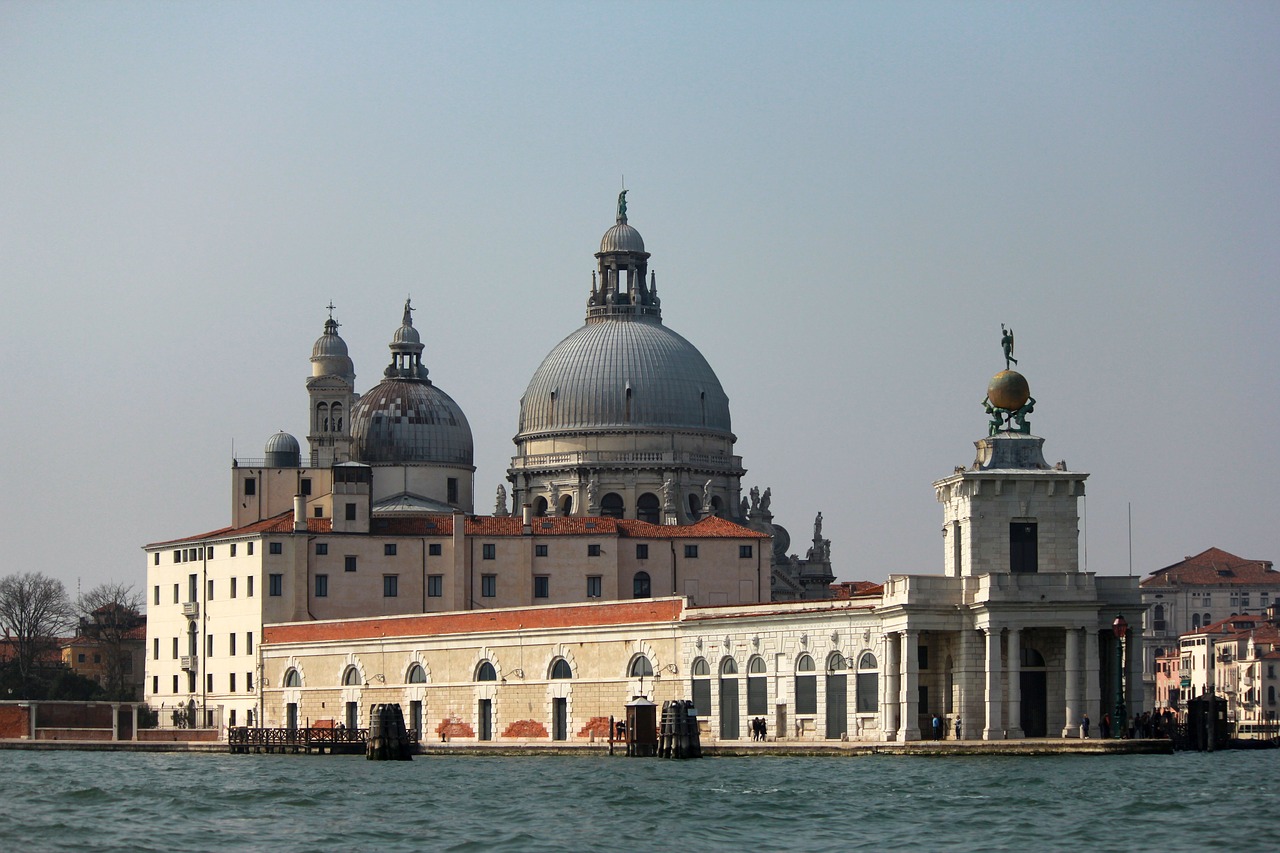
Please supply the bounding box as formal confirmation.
[306,305,356,467]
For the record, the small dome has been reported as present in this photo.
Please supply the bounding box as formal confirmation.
[392,323,421,345]
[264,431,301,467]
[600,221,645,254]
[311,316,355,380]
[350,379,474,465]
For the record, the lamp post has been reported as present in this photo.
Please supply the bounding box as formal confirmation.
[1112,614,1128,738]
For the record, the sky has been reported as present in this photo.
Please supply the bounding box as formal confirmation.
[2,2,1278,597]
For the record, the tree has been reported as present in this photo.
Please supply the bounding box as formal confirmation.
[0,572,75,698]
[76,582,145,701]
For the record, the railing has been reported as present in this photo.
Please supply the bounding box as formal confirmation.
[511,450,743,470]
[227,726,419,753]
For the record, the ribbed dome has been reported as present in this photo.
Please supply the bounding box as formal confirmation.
[264,431,300,454]
[517,317,732,437]
[600,221,645,253]
[392,323,421,345]
[350,379,474,465]
[311,317,355,379]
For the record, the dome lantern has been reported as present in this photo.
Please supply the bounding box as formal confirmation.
[589,191,660,321]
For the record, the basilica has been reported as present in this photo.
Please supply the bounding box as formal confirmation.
[144,194,1142,742]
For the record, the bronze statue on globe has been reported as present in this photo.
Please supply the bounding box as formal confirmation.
[983,325,1034,435]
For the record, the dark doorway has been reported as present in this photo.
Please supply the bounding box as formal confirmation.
[1020,671,1047,737]
[720,677,739,739]
[286,703,298,732]
[345,701,358,730]
[479,699,493,741]
[826,673,847,739]
[553,698,567,741]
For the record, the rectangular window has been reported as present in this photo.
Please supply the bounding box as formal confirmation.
[535,544,548,557]
[247,542,254,556]
[172,638,178,659]
[428,543,442,556]
[316,543,328,555]
[230,543,237,557]
[269,574,283,596]
[447,477,458,504]
[229,633,236,656]
[588,544,601,557]
[152,675,159,694]
[482,544,496,560]
[244,477,256,496]
[1010,521,1038,573]
[206,674,214,693]
[153,638,159,660]
[684,544,699,558]
[207,579,214,599]
[207,546,214,559]
[189,574,198,602]
[383,575,399,597]
[918,645,929,671]
[301,478,312,496]
[173,549,181,563]
[230,577,237,598]
[384,544,397,556]
[206,635,214,656]
[314,506,323,517]
[153,585,160,606]
[636,544,649,560]
[345,503,357,521]
[315,574,328,597]
[247,672,253,691]
[173,584,179,604]
[740,545,753,558]
[173,674,179,693]
[587,576,602,598]
[188,672,196,693]
[247,576,254,597]
[229,673,236,693]
[154,553,160,566]
[345,555,357,572]
[269,542,283,555]
[427,575,443,597]
[482,574,497,597]
[534,576,549,598]
[246,632,253,654]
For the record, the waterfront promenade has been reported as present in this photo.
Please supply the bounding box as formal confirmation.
[0,736,1173,756]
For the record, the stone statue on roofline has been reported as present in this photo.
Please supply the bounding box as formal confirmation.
[494,484,509,517]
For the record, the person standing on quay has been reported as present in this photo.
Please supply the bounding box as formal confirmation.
[1081,713,1090,739]
[954,717,962,740]
[932,713,943,740]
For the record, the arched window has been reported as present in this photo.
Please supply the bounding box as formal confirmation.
[1020,647,1046,668]
[633,571,651,599]
[407,664,427,684]
[636,493,660,524]
[342,666,361,686]
[1192,613,1201,629]
[795,654,817,716]
[550,659,572,680]
[533,496,548,517]
[601,492,624,518]
[476,661,497,682]
[688,493,702,518]
[284,668,302,688]
[1203,612,1212,625]
[691,657,711,716]
[747,656,767,716]
[629,656,653,678]
[1152,604,1166,632]
[710,495,723,517]
[316,402,329,432]
[856,653,878,714]
[330,402,343,432]
[559,495,573,516]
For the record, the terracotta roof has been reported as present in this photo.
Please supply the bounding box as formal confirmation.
[265,598,685,645]
[146,513,332,548]
[830,581,884,599]
[1141,547,1278,588]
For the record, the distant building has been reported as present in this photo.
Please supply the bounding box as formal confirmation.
[1140,548,1280,706]
[1174,613,1280,738]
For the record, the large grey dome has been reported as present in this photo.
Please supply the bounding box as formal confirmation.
[350,379,474,465]
[517,316,732,437]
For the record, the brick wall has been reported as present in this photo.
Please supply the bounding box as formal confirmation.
[0,706,29,739]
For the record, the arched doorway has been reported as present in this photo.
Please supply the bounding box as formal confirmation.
[601,493,624,518]
[1019,646,1048,737]
[719,658,739,740]
[825,653,847,739]
[532,496,548,518]
[636,492,660,523]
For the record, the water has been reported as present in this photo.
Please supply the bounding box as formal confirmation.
[1,750,1277,852]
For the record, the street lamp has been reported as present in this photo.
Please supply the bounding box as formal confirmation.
[1112,614,1129,738]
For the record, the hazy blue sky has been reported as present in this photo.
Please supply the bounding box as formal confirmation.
[3,2,1277,596]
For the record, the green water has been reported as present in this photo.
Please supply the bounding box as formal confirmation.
[0,750,1275,851]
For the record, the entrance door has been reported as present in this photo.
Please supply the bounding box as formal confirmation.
[286,703,298,732]
[479,699,493,741]
[553,698,567,741]
[826,674,847,739]
[409,701,423,740]
[1020,671,1048,737]
[345,701,358,730]
[720,678,739,739]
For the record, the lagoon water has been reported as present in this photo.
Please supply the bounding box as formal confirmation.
[1,750,1277,852]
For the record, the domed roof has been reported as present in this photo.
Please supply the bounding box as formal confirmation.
[517,317,732,437]
[392,323,421,345]
[350,379,474,465]
[264,431,300,455]
[600,221,645,254]
[311,316,355,380]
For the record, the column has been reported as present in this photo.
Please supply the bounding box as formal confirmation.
[882,633,899,741]
[983,627,1003,740]
[901,630,920,741]
[1062,627,1080,737]
[111,703,120,742]
[957,628,975,739]
[1084,629,1101,725]
[1006,628,1023,738]
[1127,631,1144,720]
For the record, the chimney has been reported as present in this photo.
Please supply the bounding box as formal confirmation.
[293,495,306,532]
[522,503,532,535]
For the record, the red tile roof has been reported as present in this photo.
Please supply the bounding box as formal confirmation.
[1141,547,1278,588]
[830,581,884,599]
[150,511,767,547]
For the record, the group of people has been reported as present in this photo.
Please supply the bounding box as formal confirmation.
[929,713,962,739]
[1084,709,1172,740]
[750,717,768,741]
